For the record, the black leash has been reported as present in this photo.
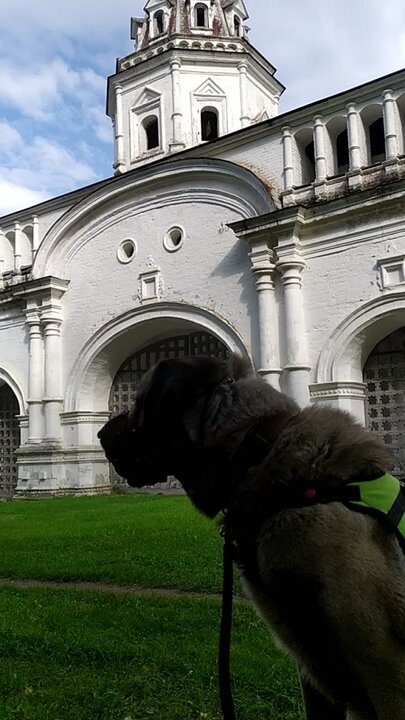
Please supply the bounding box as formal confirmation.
[217,426,272,720]
[218,533,237,720]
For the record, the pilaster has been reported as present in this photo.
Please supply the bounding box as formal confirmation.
[25,308,44,443]
[41,313,63,444]
[239,62,250,128]
[248,237,282,388]
[382,89,399,160]
[276,247,311,407]
[14,222,22,273]
[313,115,327,181]
[169,58,186,152]
[113,84,126,174]
[282,126,294,192]
[346,103,363,191]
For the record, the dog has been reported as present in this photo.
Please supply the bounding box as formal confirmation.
[98,354,405,720]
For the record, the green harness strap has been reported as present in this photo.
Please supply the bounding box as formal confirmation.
[347,473,405,543]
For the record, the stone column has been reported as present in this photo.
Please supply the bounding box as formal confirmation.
[313,115,327,181]
[238,62,250,128]
[382,89,398,160]
[249,239,281,389]
[32,216,40,261]
[0,228,4,290]
[282,127,294,191]
[42,315,63,443]
[170,59,185,152]
[346,103,362,171]
[26,310,44,443]
[276,256,310,407]
[113,84,126,174]
[14,222,22,273]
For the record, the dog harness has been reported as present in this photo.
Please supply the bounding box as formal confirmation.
[344,473,405,549]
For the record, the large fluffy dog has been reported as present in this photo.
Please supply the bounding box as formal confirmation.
[98,355,405,720]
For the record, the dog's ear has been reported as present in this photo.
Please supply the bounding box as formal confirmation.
[201,376,235,442]
[227,353,253,381]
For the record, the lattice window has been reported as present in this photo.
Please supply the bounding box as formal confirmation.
[109,332,229,488]
[0,385,20,494]
[364,327,405,479]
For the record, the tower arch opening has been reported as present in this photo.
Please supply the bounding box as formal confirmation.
[143,115,160,151]
[201,108,219,141]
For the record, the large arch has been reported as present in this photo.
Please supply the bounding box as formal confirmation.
[33,158,274,279]
[316,292,405,385]
[0,368,26,416]
[65,302,251,413]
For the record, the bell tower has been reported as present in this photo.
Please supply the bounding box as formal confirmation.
[106,1,284,173]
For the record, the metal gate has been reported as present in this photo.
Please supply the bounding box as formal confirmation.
[0,384,20,494]
[109,332,229,486]
[364,327,405,479]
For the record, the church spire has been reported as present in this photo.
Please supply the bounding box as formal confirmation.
[131,0,250,51]
[107,1,284,173]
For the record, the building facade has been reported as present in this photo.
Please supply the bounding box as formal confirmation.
[0,0,404,495]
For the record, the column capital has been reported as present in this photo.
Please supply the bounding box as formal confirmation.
[41,313,62,333]
[382,88,395,101]
[25,308,40,323]
[346,102,358,113]
[282,125,292,136]
[276,254,306,284]
[313,114,324,124]
[170,57,181,69]
[249,243,276,270]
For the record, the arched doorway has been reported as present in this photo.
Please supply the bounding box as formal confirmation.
[363,327,405,479]
[0,383,20,494]
[109,330,229,486]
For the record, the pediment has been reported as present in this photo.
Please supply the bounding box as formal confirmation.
[222,0,249,20]
[144,0,173,12]
[132,86,162,109]
[193,78,226,98]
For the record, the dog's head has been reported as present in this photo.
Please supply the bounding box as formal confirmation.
[98,354,252,516]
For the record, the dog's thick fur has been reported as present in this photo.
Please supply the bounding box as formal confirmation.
[98,355,405,720]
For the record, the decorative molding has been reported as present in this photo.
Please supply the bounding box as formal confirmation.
[60,412,110,425]
[137,256,164,303]
[310,382,367,400]
[377,253,405,290]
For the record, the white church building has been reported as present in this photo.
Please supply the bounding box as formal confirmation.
[0,0,404,495]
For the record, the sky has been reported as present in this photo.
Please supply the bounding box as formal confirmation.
[1,0,405,216]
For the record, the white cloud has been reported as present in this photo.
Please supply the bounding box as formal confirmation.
[2,0,405,216]
[0,58,105,121]
[0,130,97,216]
[0,178,48,216]
[0,122,23,154]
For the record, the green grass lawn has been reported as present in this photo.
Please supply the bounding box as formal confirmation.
[0,495,304,719]
[0,495,223,592]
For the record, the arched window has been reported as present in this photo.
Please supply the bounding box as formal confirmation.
[153,10,164,36]
[234,15,241,36]
[195,4,208,28]
[336,129,349,174]
[201,109,219,141]
[369,117,385,164]
[304,140,316,183]
[143,115,160,151]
